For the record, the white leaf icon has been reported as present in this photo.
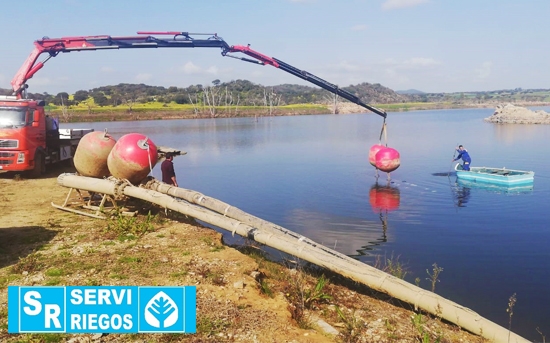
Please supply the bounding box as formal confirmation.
[144,291,178,328]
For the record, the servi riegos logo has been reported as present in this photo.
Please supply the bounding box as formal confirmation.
[8,286,196,333]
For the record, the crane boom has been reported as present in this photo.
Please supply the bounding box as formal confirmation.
[12,31,386,118]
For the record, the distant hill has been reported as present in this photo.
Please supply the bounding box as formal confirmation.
[0,80,407,107]
[396,89,425,95]
[1,83,549,107]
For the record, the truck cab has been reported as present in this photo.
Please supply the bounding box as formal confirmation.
[0,95,92,176]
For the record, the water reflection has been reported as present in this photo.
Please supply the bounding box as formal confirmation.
[368,181,401,214]
[341,180,402,258]
[284,209,387,257]
[451,182,471,208]
[455,178,534,194]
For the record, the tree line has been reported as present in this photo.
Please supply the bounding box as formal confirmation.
[1,81,549,107]
[0,79,407,108]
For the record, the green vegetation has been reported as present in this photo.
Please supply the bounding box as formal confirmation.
[2,81,550,123]
[426,263,444,293]
[412,313,442,343]
[103,211,157,241]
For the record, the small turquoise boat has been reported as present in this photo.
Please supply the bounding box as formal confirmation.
[456,178,534,193]
[454,163,534,186]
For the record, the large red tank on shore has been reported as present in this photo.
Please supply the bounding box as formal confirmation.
[107,133,158,184]
[73,131,117,178]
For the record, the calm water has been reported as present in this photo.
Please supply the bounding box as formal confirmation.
[66,107,550,340]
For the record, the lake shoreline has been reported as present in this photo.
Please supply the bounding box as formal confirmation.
[52,101,550,123]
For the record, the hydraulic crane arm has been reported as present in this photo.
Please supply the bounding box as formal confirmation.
[12,31,386,118]
[226,45,387,118]
[11,32,229,96]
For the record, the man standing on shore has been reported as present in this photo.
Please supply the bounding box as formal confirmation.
[161,152,178,187]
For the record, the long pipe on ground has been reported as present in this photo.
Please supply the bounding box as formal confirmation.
[56,174,529,343]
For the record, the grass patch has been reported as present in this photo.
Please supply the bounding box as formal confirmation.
[45,278,61,286]
[0,274,21,288]
[103,211,157,240]
[118,256,142,263]
[210,245,225,253]
[196,316,229,336]
[169,271,188,279]
[21,333,67,343]
[45,268,64,277]
[11,254,44,274]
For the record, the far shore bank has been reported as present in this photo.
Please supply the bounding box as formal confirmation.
[50,101,550,123]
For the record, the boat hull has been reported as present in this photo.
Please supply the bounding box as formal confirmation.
[454,164,534,186]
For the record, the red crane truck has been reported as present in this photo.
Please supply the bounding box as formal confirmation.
[1,31,387,177]
[0,95,92,177]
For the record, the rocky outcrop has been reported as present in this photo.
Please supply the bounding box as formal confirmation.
[484,103,550,124]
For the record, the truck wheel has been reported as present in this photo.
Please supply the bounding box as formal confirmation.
[30,152,46,178]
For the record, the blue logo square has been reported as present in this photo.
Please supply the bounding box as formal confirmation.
[138,287,187,333]
[19,287,66,333]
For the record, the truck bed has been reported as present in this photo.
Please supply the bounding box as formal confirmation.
[59,129,94,140]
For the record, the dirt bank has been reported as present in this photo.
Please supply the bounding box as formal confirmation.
[484,103,550,124]
[0,169,489,342]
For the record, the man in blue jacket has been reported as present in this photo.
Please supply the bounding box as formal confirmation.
[453,145,472,171]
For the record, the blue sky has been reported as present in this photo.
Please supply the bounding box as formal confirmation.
[0,0,547,95]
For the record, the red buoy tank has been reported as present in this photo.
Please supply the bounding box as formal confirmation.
[375,147,400,172]
[369,144,385,167]
[73,131,117,178]
[107,133,158,184]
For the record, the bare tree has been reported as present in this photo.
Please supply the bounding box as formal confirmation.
[60,94,71,122]
[124,94,137,114]
[188,93,201,117]
[324,91,340,114]
[263,87,281,116]
[234,94,241,117]
[84,100,94,116]
[223,86,234,115]
[203,86,219,117]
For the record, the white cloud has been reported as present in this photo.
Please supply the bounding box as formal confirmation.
[205,66,219,75]
[383,68,411,84]
[177,62,220,76]
[100,66,115,73]
[135,73,152,82]
[474,61,492,80]
[351,24,368,31]
[382,0,429,10]
[179,61,202,74]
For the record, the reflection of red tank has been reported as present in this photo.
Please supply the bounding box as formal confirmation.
[73,131,117,178]
[107,133,158,184]
[369,183,400,213]
[375,147,400,172]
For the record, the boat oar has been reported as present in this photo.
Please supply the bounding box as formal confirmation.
[448,145,458,176]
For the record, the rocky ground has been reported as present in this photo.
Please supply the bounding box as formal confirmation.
[1,170,492,342]
[483,103,550,124]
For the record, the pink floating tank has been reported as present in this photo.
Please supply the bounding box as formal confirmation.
[368,144,385,167]
[73,130,117,178]
[375,147,401,172]
[107,133,158,184]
